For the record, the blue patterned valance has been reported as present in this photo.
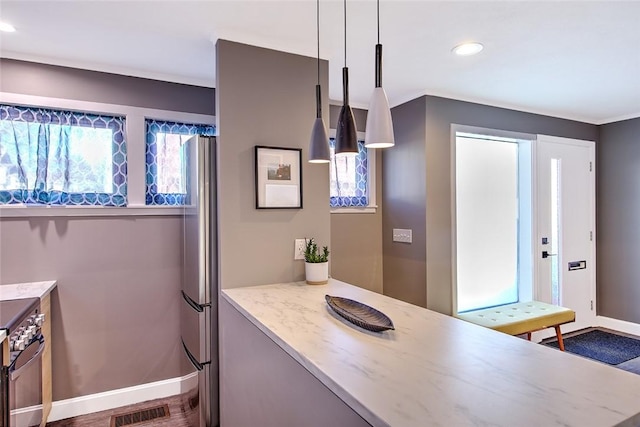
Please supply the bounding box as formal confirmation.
[329,138,368,208]
[0,104,127,206]
[145,119,216,206]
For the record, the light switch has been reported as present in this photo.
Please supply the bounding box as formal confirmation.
[393,228,412,243]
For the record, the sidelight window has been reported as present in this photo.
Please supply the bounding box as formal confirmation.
[455,132,529,313]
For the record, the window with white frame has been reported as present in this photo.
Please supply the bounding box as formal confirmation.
[329,138,370,208]
[0,104,127,206]
[454,130,534,314]
[145,119,216,205]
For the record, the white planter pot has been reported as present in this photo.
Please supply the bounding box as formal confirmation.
[305,262,329,285]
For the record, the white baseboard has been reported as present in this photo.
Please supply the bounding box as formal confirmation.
[36,372,199,423]
[596,316,640,336]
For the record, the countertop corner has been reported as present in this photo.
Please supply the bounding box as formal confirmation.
[0,280,57,301]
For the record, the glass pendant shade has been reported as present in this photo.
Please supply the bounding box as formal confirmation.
[309,87,330,164]
[364,5,395,149]
[335,67,358,156]
[365,86,394,148]
[308,0,330,163]
[309,117,329,163]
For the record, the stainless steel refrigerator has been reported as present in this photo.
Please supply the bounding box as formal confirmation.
[180,135,218,427]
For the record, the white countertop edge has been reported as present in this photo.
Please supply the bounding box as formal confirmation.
[0,280,57,301]
[221,287,389,427]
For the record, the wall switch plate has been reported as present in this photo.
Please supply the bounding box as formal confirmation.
[393,228,412,243]
[294,239,306,260]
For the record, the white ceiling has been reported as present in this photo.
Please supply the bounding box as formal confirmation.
[1,0,639,124]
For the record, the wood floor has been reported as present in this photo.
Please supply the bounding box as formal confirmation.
[45,394,193,427]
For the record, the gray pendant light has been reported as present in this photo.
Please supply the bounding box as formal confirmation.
[308,0,330,163]
[335,0,358,157]
[365,0,395,149]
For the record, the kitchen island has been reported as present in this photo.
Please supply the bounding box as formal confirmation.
[221,279,640,427]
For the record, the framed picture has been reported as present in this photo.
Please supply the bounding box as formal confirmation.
[255,146,303,209]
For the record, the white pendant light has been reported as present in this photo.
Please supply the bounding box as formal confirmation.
[335,0,358,157]
[308,0,330,163]
[364,0,395,149]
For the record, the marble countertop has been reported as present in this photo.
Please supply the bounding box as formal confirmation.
[222,279,640,427]
[0,280,57,301]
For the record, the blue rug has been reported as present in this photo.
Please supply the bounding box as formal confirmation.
[545,329,640,365]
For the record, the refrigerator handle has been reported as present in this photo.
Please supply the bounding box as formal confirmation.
[181,290,210,313]
[181,338,210,371]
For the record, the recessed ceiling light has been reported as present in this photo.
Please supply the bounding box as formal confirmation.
[452,42,483,56]
[0,22,16,33]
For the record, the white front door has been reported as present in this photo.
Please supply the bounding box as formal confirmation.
[536,135,595,333]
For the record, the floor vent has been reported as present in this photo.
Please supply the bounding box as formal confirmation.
[110,404,170,427]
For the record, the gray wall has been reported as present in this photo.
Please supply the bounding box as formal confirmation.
[0,217,184,400]
[0,60,214,400]
[384,95,598,313]
[0,58,215,115]
[329,106,384,294]
[215,40,330,289]
[329,104,368,133]
[597,118,640,323]
[382,98,427,306]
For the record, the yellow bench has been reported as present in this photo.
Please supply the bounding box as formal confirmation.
[456,301,575,351]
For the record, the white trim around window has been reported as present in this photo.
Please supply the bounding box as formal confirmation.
[0,92,215,217]
[328,129,377,214]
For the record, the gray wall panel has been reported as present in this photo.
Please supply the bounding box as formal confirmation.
[0,58,215,115]
[215,40,330,289]
[0,216,183,400]
[329,105,384,294]
[597,117,640,323]
[384,95,599,314]
[382,97,427,307]
[330,150,384,294]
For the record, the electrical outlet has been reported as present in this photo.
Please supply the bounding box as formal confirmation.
[294,239,307,260]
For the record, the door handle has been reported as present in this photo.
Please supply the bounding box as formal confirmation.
[181,338,210,371]
[9,335,45,381]
[542,251,557,259]
[181,290,210,312]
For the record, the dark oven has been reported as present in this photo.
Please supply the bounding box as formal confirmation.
[1,298,45,427]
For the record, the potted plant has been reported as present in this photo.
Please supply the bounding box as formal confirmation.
[304,238,329,285]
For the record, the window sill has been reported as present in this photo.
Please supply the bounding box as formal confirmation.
[330,206,378,214]
[0,205,184,218]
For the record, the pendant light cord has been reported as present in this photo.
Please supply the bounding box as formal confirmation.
[374,0,382,88]
[344,0,347,67]
[316,0,320,85]
[377,0,380,44]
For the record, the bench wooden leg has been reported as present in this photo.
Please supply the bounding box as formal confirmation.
[527,332,531,341]
[554,325,565,351]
